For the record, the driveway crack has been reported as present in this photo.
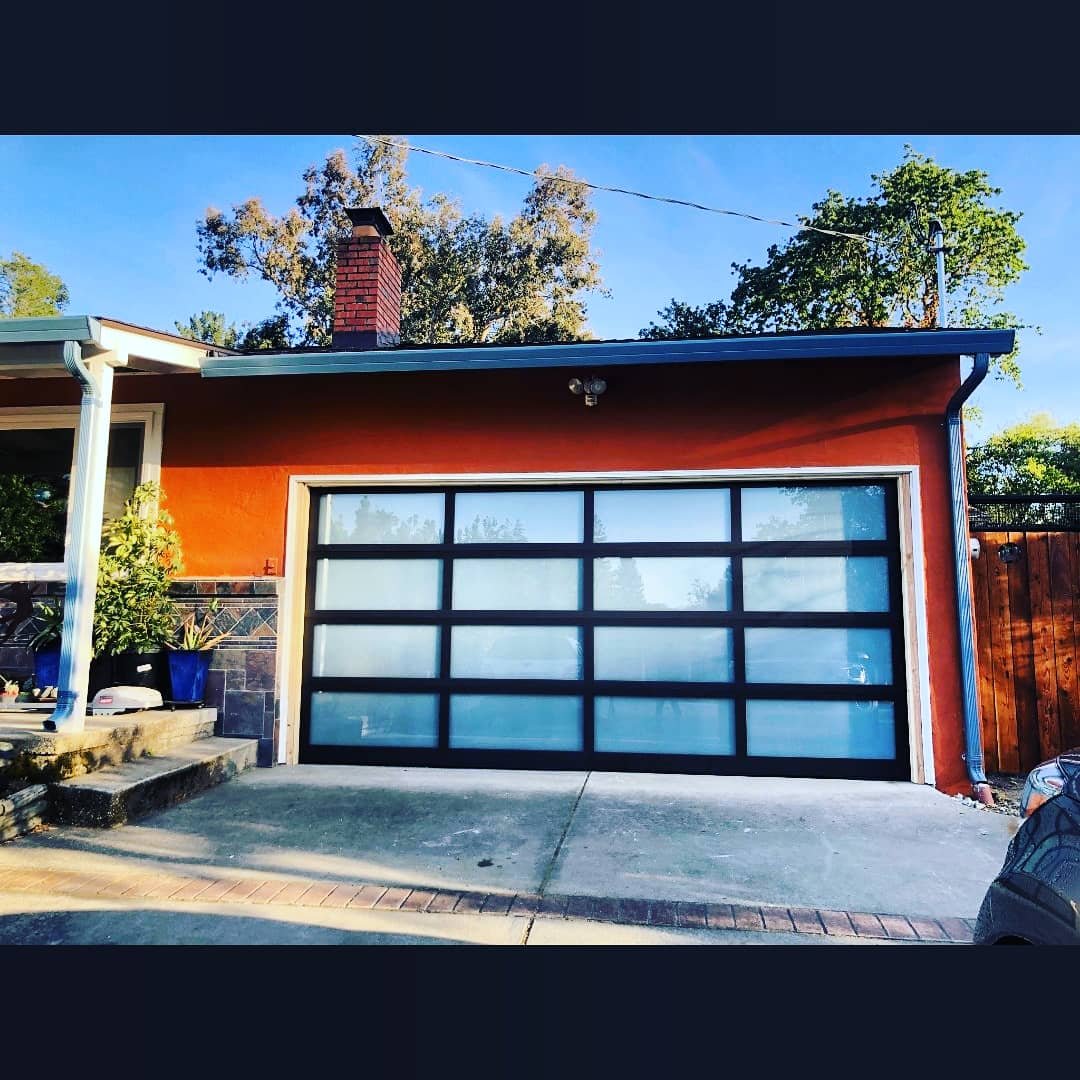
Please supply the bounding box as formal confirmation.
[521,771,591,946]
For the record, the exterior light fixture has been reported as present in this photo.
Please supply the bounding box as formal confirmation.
[568,375,607,407]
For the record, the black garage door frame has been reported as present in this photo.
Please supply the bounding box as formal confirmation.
[299,479,910,780]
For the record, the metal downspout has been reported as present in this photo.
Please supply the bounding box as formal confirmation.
[44,341,113,732]
[946,351,991,801]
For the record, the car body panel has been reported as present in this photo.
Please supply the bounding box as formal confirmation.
[974,751,1080,945]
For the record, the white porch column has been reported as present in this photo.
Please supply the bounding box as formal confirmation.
[44,343,113,732]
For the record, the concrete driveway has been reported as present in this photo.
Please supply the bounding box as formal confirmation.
[0,766,1017,944]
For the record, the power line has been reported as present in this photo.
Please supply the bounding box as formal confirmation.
[354,135,888,248]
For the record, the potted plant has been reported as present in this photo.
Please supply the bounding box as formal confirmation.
[28,600,64,690]
[92,481,183,693]
[166,600,229,703]
[1,674,19,706]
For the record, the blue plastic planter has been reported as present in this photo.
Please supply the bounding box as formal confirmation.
[33,642,62,688]
[167,650,213,703]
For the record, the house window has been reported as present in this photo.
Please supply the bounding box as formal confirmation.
[0,426,75,562]
[0,406,162,576]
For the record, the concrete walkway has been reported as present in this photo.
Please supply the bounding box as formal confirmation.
[0,765,1017,945]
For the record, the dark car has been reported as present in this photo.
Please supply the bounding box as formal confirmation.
[974,750,1080,945]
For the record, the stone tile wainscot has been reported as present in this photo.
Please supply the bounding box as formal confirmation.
[0,579,281,768]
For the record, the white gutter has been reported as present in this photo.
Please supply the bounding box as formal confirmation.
[43,341,113,732]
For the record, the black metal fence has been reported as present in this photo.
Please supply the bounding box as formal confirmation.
[969,494,1080,532]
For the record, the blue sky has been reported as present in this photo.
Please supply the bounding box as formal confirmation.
[1,134,1077,436]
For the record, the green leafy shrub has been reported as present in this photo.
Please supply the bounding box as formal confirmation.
[0,474,67,562]
[93,482,184,656]
[28,601,64,651]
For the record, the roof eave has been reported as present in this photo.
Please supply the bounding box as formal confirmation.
[0,315,221,376]
[0,315,101,347]
[199,328,1017,379]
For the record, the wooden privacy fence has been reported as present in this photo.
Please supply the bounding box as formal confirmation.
[970,496,1080,775]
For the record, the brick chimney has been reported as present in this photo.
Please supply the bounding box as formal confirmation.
[332,207,401,349]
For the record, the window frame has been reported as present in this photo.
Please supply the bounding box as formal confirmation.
[0,403,164,581]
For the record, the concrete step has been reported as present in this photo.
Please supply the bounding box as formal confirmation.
[0,707,218,784]
[49,737,257,827]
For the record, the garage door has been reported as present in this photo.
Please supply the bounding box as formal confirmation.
[300,481,909,779]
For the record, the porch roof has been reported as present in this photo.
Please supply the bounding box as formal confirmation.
[0,315,226,378]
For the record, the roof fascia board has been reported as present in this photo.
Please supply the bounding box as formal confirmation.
[200,328,1017,379]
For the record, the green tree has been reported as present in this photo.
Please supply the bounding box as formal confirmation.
[0,251,70,317]
[175,310,291,351]
[236,315,291,351]
[966,414,1080,495]
[641,148,1030,384]
[175,311,241,348]
[195,136,606,347]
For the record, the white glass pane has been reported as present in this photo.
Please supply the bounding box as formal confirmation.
[594,488,730,542]
[104,425,143,521]
[318,493,444,544]
[315,559,442,610]
[455,491,583,543]
[450,695,583,750]
[309,691,438,747]
[596,697,735,755]
[594,627,733,682]
[746,700,896,759]
[453,559,581,610]
[745,628,893,685]
[743,557,889,612]
[594,557,731,611]
[312,625,439,678]
[742,485,886,541]
[451,626,582,679]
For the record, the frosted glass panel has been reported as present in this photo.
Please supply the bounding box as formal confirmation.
[594,627,733,682]
[309,692,438,747]
[315,559,442,610]
[319,493,444,544]
[596,697,735,755]
[312,625,439,678]
[451,626,583,679]
[594,557,731,611]
[594,488,730,542]
[454,491,583,543]
[742,485,886,541]
[743,557,889,611]
[745,628,894,685]
[746,700,896,759]
[450,695,583,750]
[453,559,581,610]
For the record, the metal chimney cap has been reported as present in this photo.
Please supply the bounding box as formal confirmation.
[345,207,394,236]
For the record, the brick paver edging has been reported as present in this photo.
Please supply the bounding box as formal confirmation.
[0,867,976,943]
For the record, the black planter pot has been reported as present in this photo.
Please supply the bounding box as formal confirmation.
[88,654,115,699]
[110,651,167,692]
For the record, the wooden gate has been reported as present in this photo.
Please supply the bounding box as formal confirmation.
[970,514,1080,774]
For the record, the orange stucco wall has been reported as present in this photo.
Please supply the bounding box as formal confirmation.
[4,353,969,791]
